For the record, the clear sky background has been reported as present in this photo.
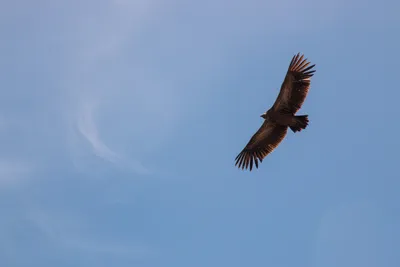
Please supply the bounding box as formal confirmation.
[1,0,399,266]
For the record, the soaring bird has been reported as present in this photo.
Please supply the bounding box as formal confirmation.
[235,53,316,171]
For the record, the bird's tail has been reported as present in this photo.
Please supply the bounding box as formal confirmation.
[289,115,309,133]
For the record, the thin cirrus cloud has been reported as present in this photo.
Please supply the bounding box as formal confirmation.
[1,0,347,180]
[56,0,344,176]
[70,99,150,175]
[4,1,399,267]
[76,101,120,164]
[0,0,355,183]
[59,1,165,175]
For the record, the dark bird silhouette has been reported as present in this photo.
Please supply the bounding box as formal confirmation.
[235,53,316,171]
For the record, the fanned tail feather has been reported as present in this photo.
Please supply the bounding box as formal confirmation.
[289,115,309,133]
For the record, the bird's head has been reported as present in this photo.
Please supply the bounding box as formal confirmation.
[260,112,267,119]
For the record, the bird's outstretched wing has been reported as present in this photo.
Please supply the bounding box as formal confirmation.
[235,121,288,171]
[271,53,316,114]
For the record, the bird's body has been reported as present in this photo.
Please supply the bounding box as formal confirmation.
[235,53,315,171]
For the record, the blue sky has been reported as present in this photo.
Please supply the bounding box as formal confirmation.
[1,0,399,266]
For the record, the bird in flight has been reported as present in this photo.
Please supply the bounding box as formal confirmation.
[235,53,316,171]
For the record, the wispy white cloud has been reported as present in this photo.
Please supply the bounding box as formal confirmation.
[76,101,120,164]
[4,0,345,179]
[69,99,150,175]
[59,1,164,175]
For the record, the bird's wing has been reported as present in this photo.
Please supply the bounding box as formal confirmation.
[271,53,316,114]
[235,120,288,171]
